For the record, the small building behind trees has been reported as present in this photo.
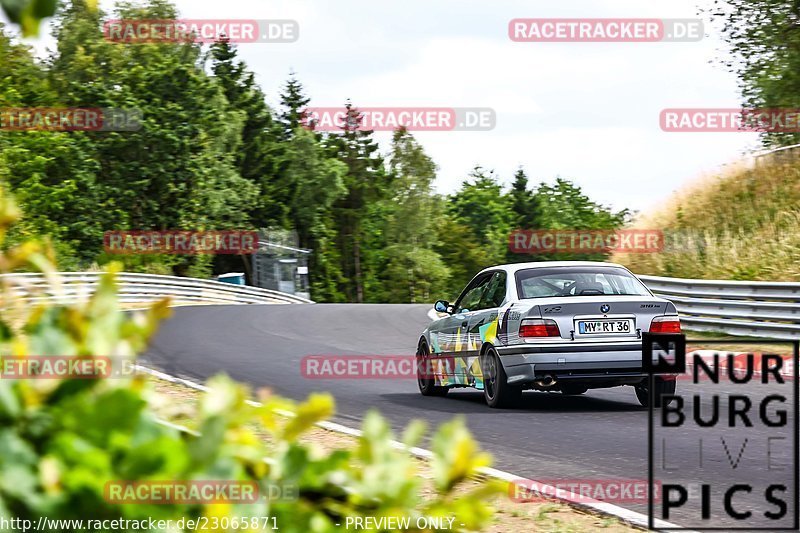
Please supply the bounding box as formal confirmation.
[251,229,311,299]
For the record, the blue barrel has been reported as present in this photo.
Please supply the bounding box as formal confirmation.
[217,272,245,285]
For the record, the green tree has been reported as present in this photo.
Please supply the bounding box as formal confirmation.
[509,168,539,229]
[532,177,629,261]
[434,212,488,301]
[447,167,513,262]
[209,37,285,229]
[436,168,512,296]
[279,72,311,138]
[0,23,48,103]
[710,0,800,146]
[47,0,257,275]
[327,102,388,302]
[372,128,449,303]
[505,167,541,263]
[0,23,102,268]
[282,128,347,301]
[535,177,628,230]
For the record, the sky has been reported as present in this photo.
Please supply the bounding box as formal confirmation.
[6,0,760,213]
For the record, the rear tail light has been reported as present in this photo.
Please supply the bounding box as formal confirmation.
[519,319,561,338]
[649,315,681,333]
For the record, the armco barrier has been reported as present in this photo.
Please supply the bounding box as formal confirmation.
[639,274,800,340]
[0,272,313,306]
[4,272,799,339]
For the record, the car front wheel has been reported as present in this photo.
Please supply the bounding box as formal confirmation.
[481,346,522,408]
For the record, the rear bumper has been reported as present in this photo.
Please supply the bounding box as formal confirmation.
[495,341,653,386]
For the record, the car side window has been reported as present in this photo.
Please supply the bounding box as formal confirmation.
[455,274,492,313]
[478,272,506,310]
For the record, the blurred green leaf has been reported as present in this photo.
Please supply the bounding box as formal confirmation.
[0,187,500,531]
[1,0,57,36]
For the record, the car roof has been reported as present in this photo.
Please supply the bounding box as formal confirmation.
[477,261,628,277]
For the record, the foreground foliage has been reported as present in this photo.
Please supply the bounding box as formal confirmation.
[0,190,504,531]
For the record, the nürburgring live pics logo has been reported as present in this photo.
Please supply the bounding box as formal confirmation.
[644,333,799,530]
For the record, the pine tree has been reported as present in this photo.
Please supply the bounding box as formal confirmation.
[210,37,285,228]
[509,168,539,229]
[506,168,541,263]
[327,101,389,302]
[279,72,311,138]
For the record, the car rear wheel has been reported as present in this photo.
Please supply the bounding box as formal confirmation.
[481,346,522,408]
[635,377,676,407]
[417,341,448,397]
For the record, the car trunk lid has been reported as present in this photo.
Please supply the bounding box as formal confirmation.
[528,295,669,340]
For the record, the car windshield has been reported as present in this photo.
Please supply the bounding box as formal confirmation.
[515,266,651,299]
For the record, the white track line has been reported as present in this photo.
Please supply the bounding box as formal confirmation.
[134,364,689,532]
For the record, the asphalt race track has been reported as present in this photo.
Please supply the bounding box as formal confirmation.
[142,304,798,530]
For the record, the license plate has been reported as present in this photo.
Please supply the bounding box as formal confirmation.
[577,319,633,335]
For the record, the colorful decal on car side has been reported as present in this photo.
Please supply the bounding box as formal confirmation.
[470,356,484,390]
[432,313,504,388]
[431,356,449,386]
[431,305,516,387]
[453,356,468,378]
[434,355,482,388]
[429,331,441,353]
[479,318,498,344]
[469,331,479,351]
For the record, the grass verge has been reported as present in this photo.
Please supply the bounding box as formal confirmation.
[685,330,795,355]
[614,155,800,281]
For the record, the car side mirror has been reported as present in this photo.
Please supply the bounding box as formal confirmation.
[434,300,451,314]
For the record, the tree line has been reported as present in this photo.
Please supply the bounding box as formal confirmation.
[0,0,629,303]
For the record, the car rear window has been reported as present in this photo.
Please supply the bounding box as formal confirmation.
[515,267,651,299]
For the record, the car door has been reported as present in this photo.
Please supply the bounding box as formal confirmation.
[463,271,508,386]
[467,270,507,352]
[433,273,493,383]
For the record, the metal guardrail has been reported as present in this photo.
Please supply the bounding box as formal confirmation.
[639,275,800,340]
[753,142,800,160]
[0,272,313,306]
[3,271,798,339]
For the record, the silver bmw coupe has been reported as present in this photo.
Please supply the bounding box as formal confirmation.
[417,261,680,408]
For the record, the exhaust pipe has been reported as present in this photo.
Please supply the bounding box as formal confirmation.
[534,375,557,388]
